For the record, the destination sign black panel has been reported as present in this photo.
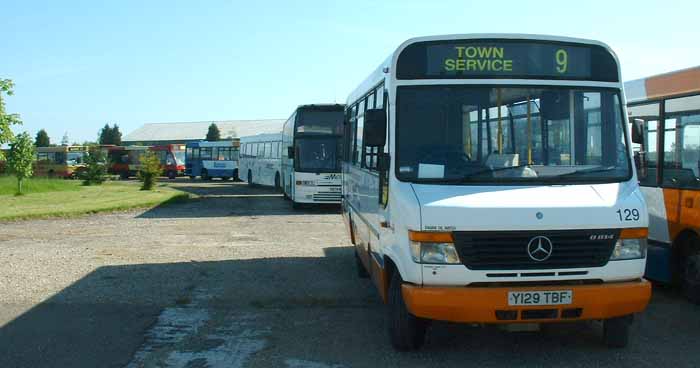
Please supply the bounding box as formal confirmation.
[396,39,618,82]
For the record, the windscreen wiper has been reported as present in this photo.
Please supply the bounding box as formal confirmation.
[461,164,532,179]
[554,166,619,178]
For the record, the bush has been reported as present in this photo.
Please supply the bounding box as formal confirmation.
[82,149,108,186]
[138,150,161,190]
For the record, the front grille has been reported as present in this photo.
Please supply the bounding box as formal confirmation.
[312,192,341,202]
[453,230,619,270]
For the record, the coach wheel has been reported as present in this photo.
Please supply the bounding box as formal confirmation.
[189,176,196,180]
[682,248,700,304]
[247,170,253,186]
[388,271,427,351]
[274,172,281,191]
[167,170,176,180]
[603,315,632,348]
[233,169,239,181]
[120,172,129,180]
[48,170,55,178]
[222,176,230,181]
[201,169,209,181]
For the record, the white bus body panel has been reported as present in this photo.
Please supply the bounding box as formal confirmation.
[640,186,671,244]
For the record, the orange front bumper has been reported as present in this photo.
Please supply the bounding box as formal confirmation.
[402,280,651,324]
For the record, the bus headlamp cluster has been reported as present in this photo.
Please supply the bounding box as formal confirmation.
[409,231,461,264]
[610,238,647,261]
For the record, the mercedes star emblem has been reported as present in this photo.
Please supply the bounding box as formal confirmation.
[527,236,553,262]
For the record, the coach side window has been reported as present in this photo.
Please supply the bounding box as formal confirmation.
[355,100,365,166]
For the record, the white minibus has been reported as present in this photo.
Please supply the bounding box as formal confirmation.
[342,34,651,350]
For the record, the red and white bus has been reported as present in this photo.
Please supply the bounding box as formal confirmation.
[108,144,186,179]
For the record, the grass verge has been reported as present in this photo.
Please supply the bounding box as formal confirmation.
[0,181,189,221]
[0,176,82,196]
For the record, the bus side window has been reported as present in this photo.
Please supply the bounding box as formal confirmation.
[629,102,660,187]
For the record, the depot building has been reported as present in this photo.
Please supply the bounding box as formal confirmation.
[122,119,286,146]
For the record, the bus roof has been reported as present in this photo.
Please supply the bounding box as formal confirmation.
[36,146,88,153]
[625,66,700,104]
[347,33,619,105]
[186,140,240,148]
[240,133,282,143]
[296,104,345,111]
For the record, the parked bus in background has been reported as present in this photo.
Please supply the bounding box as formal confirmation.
[185,140,240,180]
[108,144,185,179]
[343,34,650,350]
[239,133,282,188]
[626,66,700,303]
[281,104,344,206]
[35,146,88,178]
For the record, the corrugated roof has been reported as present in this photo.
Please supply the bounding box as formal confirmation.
[123,119,286,142]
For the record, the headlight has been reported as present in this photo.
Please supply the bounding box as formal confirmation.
[296,180,316,186]
[408,231,461,264]
[610,238,647,260]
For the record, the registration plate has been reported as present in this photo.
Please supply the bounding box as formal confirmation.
[508,290,573,306]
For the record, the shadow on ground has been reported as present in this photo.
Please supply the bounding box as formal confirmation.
[3,243,700,367]
[139,182,340,219]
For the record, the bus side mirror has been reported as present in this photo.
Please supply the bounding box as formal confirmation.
[378,152,390,172]
[363,109,387,147]
[630,118,644,145]
[287,146,294,159]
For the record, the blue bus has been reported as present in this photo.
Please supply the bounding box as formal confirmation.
[185,140,240,180]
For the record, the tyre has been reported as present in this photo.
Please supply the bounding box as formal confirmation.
[247,170,253,187]
[167,171,176,180]
[222,177,230,181]
[603,315,631,348]
[189,176,196,180]
[274,172,281,191]
[201,169,209,181]
[388,271,427,351]
[120,172,129,180]
[356,251,369,278]
[682,250,700,304]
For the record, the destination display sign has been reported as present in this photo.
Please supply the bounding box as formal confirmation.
[396,40,618,82]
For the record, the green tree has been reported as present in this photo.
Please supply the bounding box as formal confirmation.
[82,148,107,186]
[7,132,35,194]
[99,124,123,145]
[0,79,22,160]
[138,150,161,190]
[98,124,112,145]
[35,129,50,147]
[206,123,221,141]
[110,124,122,145]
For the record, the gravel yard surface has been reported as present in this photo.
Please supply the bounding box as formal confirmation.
[1,180,699,367]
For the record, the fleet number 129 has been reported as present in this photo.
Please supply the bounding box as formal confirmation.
[617,208,640,222]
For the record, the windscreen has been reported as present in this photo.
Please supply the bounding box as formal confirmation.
[173,151,185,165]
[296,110,344,135]
[396,86,630,183]
[296,137,339,172]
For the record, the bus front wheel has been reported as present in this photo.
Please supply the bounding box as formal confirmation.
[274,172,281,191]
[201,169,210,181]
[603,315,632,348]
[388,271,427,351]
[247,170,253,186]
[167,171,176,180]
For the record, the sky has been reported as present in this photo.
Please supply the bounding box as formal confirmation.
[2,0,699,144]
